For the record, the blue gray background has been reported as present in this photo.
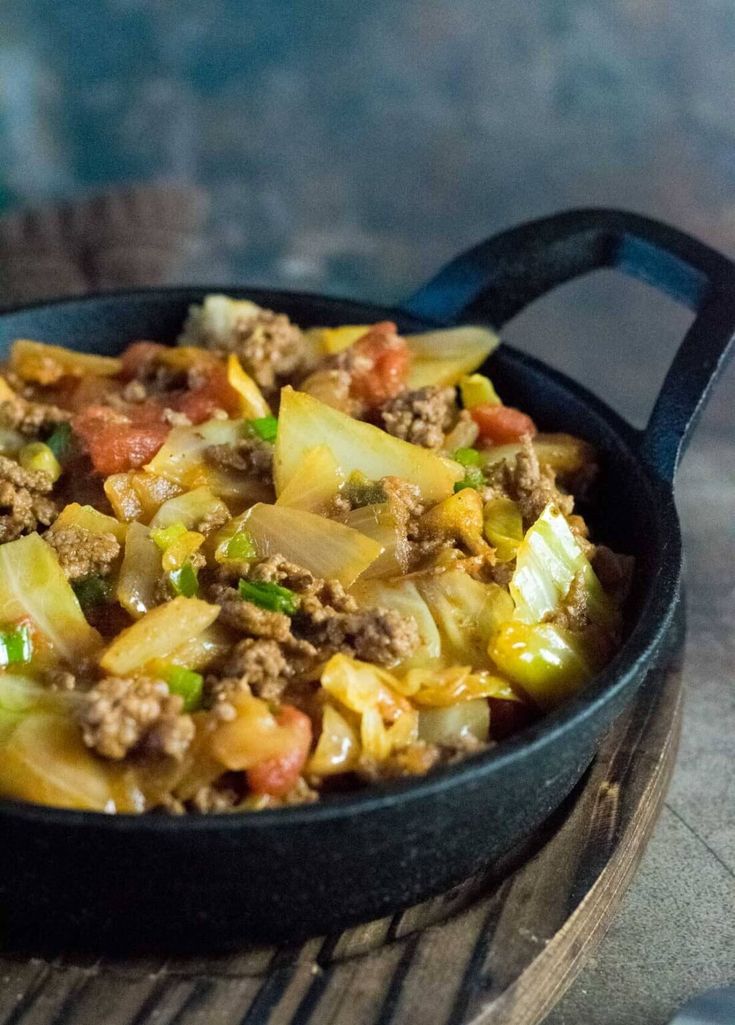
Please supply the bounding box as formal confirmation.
[0,6,733,1024]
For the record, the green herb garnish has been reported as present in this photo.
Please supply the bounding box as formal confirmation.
[45,422,73,462]
[162,665,204,712]
[151,521,187,552]
[246,416,278,443]
[453,466,485,493]
[238,578,299,615]
[453,447,481,467]
[73,575,113,611]
[169,561,199,597]
[225,531,257,561]
[0,623,33,667]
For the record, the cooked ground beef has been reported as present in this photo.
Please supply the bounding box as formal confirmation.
[310,607,419,666]
[215,637,291,703]
[45,525,120,581]
[209,583,295,643]
[79,676,194,761]
[0,455,56,542]
[0,397,69,438]
[205,436,273,484]
[188,783,240,813]
[484,436,573,527]
[194,308,306,395]
[379,386,456,448]
[194,503,231,537]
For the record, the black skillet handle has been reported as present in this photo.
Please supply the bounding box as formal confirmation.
[399,208,735,483]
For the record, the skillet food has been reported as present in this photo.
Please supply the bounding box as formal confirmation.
[0,296,631,814]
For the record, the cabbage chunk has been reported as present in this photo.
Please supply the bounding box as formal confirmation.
[243,503,382,586]
[100,596,220,675]
[510,503,614,626]
[489,621,596,709]
[275,387,462,503]
[0,534,101,661]
[116,522,163,619]
[275,444,345,513]
[418,568,513,668]
[405,326,499,388]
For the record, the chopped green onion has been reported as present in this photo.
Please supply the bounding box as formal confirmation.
[226,531,257,561]
[453,466,485,493]
[19,441,62,482]
[345,472,387,508]
[0,624,33,667]
[453,447,481,467]
[162,664,204,712]
[73,575,113,611]
[151,521,188,552]
[169,561,199,597]
[246,416,278,443]
[238,578,299,615]
[45,422,73,462]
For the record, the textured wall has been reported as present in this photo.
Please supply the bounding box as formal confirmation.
[0,1,733,424]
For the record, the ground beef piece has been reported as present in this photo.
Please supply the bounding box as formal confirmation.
[204,308,306,394]
[311,606,419,666]
[217,637,290,702]
[379,386,456,448]
[0,455,56,542]
[195,503,231,537]
[205,436,273,484]
[209,583,294,642]
[485,436,573,527]
[188,783,240,813]
[79,676,194,761]
[45,525,120,582]
[0,397,69,438]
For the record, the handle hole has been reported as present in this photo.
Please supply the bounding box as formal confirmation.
[499,268,693,431]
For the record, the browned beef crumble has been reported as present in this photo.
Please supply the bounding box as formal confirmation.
[190,307,307,395]
[484,435,573,527]
[45,524,120,582]
[79,676,194,761]
[205,436,273,484]
[379,386,456,449]
[0,455,56,542]
[213,637,291,703]
[0,396,69,437]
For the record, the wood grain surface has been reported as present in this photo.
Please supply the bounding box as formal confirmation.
[0,612,683,1025]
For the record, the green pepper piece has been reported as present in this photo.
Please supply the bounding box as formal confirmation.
[238,578,299,615]
[169,561,199,597]
[245,416,278,443]
[453,447,482,467]
[226,531,257,561]
[0,624,33,666]
[45,422,73,462]
[163,665,204,712]
[151,521,188,552]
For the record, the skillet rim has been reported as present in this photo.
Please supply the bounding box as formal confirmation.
[0,286,682,829]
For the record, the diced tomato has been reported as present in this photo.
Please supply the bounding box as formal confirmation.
[349,322,411,407]
[72,403,170,475]
[120,341,168,380]
[174,364,241,424]
[471,403,537,445]
[246,706,313,797]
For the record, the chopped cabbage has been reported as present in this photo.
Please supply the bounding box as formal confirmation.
[10,339,121,384]
[149,485,229,532]
[344,501,411,578]
[52,502,128,543]
[100,597,220,675]
[418,568,513,668]
[418,699,490,746]
[275,444,345,513]
[510,503,614,626]
[306,703,359,775]
[405,326,499,388]
[243,502,382,586]
[0,534,101,662]
[116,522,161,619]
[275,387,462,503]
[483,498,524,562]
[489,621,596,709]
[226,354,272,418]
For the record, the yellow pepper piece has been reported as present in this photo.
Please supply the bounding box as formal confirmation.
[19,442,62,482]
[226,354,271,419]
[10,339,121,384]
[315,325,371,355]
[459,373,501,409]
[161,530,205,572]
[483,497,524,561]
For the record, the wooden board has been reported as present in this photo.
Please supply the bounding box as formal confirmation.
[0,613,684,1025]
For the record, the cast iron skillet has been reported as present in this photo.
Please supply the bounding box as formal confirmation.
[0,209,731,951]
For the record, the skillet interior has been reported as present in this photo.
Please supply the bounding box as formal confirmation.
[0,289,680,949]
